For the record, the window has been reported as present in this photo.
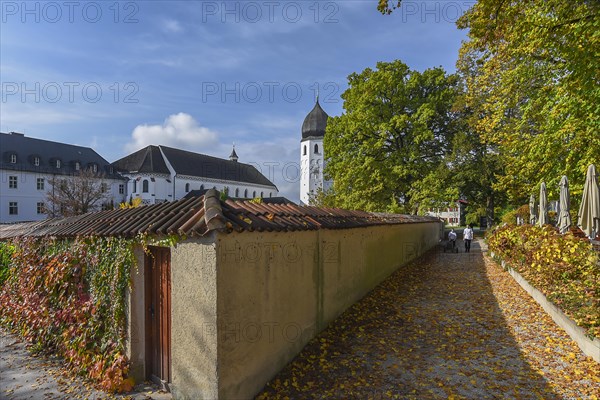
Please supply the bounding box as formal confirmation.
[37,178,44,190]
[119,184,125,194]
[303,145,307,156]
[253,191,256,198]
[269,192,272,198]
[235,188,239,197]
[260,191,263,197]
[9,176,17,189]
[244,189,248,198]
[314,144,319,153]
[101,183,108,193]
[34,157,40,166]
[133,180,137,193]
[185,183,190,192]
[10,154,17,163]
[37,202,45,214]
[200,184,205,190]
[56,159,61,168]
[75,162,80,171]
[9,202,18,215]
[142,179,149,193]
[224,187,229,196]
[92,164,98,173]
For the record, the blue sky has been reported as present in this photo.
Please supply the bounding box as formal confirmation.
[0,0,472,201]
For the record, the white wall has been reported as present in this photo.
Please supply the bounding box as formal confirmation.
[300,138,324,205]
[125,173,278,204]
[0,169,125,223]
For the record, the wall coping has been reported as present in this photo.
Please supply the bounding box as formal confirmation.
[489,251,600,363]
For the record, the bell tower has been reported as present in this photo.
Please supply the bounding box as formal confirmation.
[300,99,329,205]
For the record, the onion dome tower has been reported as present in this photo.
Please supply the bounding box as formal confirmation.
[300,99,329,205]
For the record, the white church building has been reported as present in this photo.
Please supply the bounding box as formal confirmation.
[112,145,278,205]
[300,100,331,205]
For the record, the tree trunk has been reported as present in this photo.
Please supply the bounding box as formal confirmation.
[486,194,494,228]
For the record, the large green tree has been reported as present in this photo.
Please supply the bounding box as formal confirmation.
[323,60,463,213]
[456,0,600,201]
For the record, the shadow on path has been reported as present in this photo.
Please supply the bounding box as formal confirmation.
[257,240,559,399]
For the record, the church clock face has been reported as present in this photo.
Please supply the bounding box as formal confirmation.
[311,164,320,176]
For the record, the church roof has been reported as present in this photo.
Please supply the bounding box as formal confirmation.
[301,100,329,140]
[113,145,277,189]
[112,145,170,174]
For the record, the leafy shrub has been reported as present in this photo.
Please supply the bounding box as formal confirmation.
[487,224,600,338]
[0,236,136,392]
[500,205,530,225]
[0,242,15,286]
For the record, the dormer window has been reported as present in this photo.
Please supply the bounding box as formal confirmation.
[10,154,17,163]
[34,157,40,166]
[56,159,61,168]
[92,164,98,173]
[75,162,80,171]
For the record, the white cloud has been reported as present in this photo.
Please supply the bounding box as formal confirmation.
[126,113,219,153]
[162,19,183,33]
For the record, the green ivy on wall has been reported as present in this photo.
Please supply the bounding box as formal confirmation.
[0,236,137,392]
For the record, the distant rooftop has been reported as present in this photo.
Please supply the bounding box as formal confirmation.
[0,132,121,178]
[112,145,277,189]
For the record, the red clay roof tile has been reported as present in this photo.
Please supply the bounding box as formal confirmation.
[0,190,440,240]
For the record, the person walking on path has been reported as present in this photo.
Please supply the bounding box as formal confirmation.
[463,224,474,252]
[448,229,457,249]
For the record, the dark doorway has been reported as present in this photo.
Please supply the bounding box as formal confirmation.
[144,246,172,385]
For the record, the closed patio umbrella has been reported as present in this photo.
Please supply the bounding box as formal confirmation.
[538,183,548,226]
[578,164,600,239]
[529,194,537,225]
[558,176,571,234]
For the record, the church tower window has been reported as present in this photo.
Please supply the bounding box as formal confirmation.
[314,144,319,154]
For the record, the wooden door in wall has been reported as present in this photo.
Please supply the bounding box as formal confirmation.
[145,246,172,385]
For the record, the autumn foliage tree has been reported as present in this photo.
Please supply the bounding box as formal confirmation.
[456,0,600,202]
[46,169,111,217]
[323,60,463,213]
